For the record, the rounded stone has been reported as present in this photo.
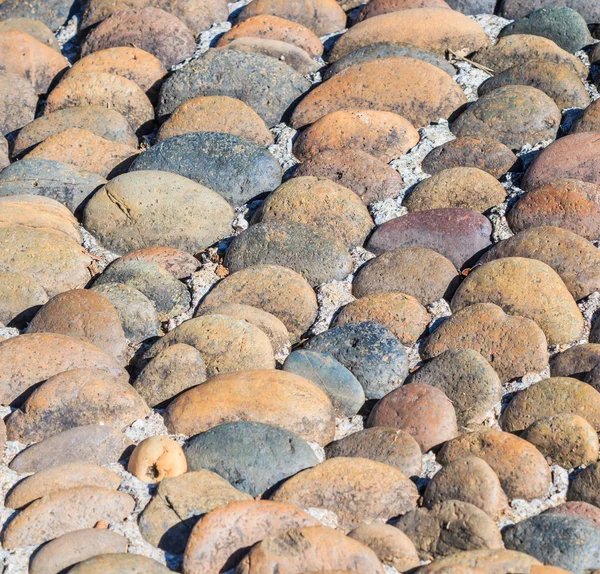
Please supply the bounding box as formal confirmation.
[290,57,467,130]
[451,257,584,346]
[507,179,600,241]
[0,18,60,50]
[117,246,199,279]
[80,7,196,68]
[405,167,506,213]
[198,264,317,343]
[0,271,48,326]
[366,208,493,270]
[568,462,600,506]
[423,456,509,518]
[499,0,600,23]
[224,220,353,287]
[128,435,187,483]
[550,343,600,380]
[367,383,458,452]
[184,421,319,497]
[359,0,450,20]
[395,500,503,560]
[69,554,171,574]
[545,501,600,529]
[416,550,541,573]
[571,100,600,134]
[258,176,374,248]
[282,350,365,416]
[130,132,282,207]
[156,95,273,146]
[27,289,128,364]
[0,72,37,135]
[353,246,459,305]
[0,0,84,30]
[304,321,409,400]
[164,369,335,445]
[438,429,552,501]
[270,457,419,531]
[407,349,502,427]
[293,109,419,163]
[451,85,561,150]
[325,427,423,477]
[293,149,405,205]
[422,136,517,179]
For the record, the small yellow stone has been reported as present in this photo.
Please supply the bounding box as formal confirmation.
[127,436,187,484]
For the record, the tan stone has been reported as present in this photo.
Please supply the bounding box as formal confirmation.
[128,436,187,483]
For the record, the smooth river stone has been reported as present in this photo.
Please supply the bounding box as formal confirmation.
[366,208,492,269]
[224,220,353,287]
[550,343,600,380]
[451,257,584,345]
[164,369,335,445]
[184,421,319,497]
[416,550,541,573]
[117,246,199,279]
[9,424,132,473]
[438,429,552,501]
[353,246,459,305]
[0,72,37,135]
[304,321,409,399]
[158,48,310,126]
[0,271,48,326]
[69,554,171,574]
[522,132,600,190]
[452,85,561,150]
[330,8,489,60]
[359,0,451,20]
[290,57,467,130]
[130,132,282,207]
[499,0,600,24]
[270,457,419,531]
[421,303,549,382]
[478,226,600,300]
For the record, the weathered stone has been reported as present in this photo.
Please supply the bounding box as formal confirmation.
[422,303,549,381]
[131,132,282,207]
[293,149,405,205]
[571,99,600,134]
[423,456,509,518]
[416,549,541,573]
[80,7,196,68]
[544,501,600,530]
[0,0,79,30]
[0,72,37,135]
[0,17,60,50]
[438,429,552,501]
[8,424,132,473]
[353,246,459,305]
[422,136,517,179]
[198,264,317,342]
[139,469,252,554]
[2,486,135,549]
[503,514,600,573]
[28,529,129,574]
[444,0,496,13]
[0,135,8,169]
[27,289,128,364]
[225,220,353,287]
[293,109,419,162]
[94,259,191,320]
[498,6,592,54]
[366,208,493,270]
[395,501,503,560]
[164,369,335,444]
[0,271,48,326]
[304,321,409,399]
[330,8,489,60]
[408,349,502,427]
[157,95,273,146]
[452,85,561,150]
[568,461,600,506]
[478,62,590,110]
[499,0,600,24]
[117,246,199,279]
[283,350,365,416]
[550,343,600,380]
[69,554,171,573]
[359,0,450,20]
[291,57,467,130]
[158,48,311,127]
[184,421,319,497]
[325,427,422,477]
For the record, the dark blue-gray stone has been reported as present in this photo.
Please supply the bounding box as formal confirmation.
[498,0,600,25]
[323,42,456,80]
[0,159,106,215]
[304,321,408,399]
[445,0,496,15]
[503,514,600,573]
[224,220,353,287]
[498,6,592,54]
[157,49,311,126]
[0,0,79,31]
[130,132,282,207]
[283,350,365,416]
[183,421,319,497]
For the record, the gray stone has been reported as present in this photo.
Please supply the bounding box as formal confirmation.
[499,0,600,24]
[283,349,365,416]
[568,461,600,506]
[0,0,78,30]
[304,321,408,399]
[130,132,282,207]
[445,0,496,14]
[0,72,37,135]
[184,421,319,497]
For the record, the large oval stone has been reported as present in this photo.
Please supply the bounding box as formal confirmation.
[0,271,48,326]
[366,208,492,270]
[499,0,600,23]
[184,421,318,497]
[131,132,282,207]
[69,554,170,573]
[290,57,467,130]
[158,49,310,126]
[164,369,335,445]
[416,549,541,573]
[422,303,549,381]
[0,72,37,135]
[359,0,451,20]
[550,343,600,380]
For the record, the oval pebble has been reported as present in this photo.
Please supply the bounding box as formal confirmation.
[69,554,171,574]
